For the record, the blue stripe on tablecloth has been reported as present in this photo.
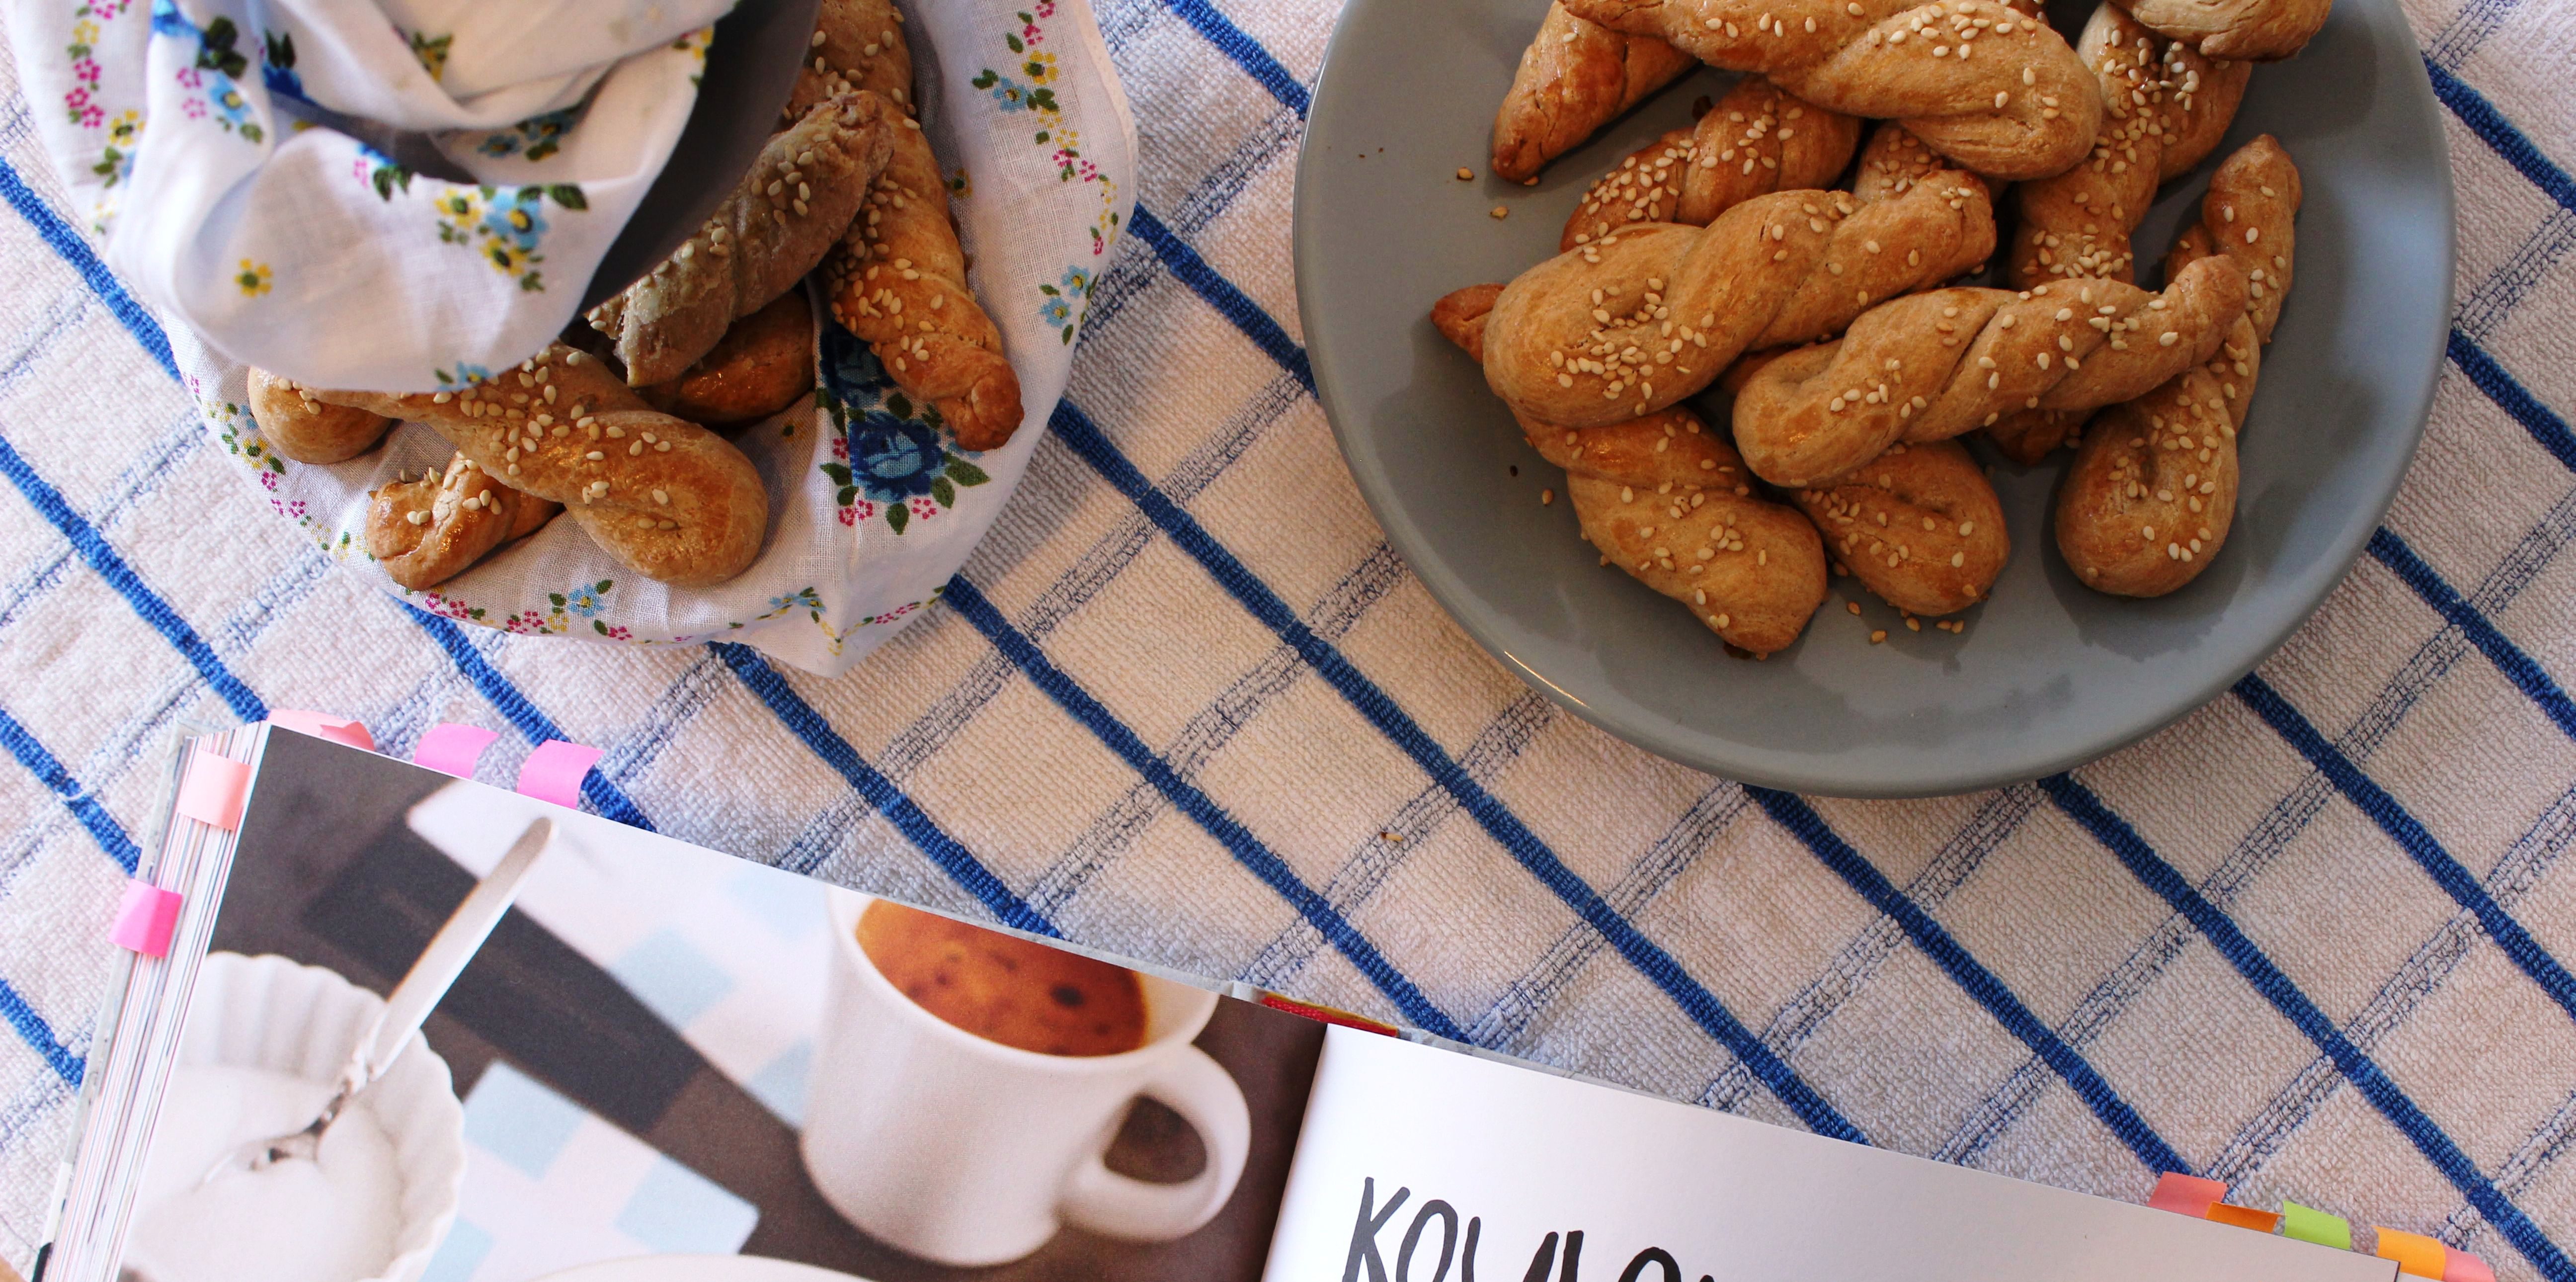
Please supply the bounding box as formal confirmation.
[2370,527,2576,742]
[2233,673,2576,1026]
[399,606,655,832]
[0,430,266,723]
[0,152,175,379]
[1129,206,1314,394]
[2426,56,2576,215]
[1048,397,1866,1142]
[0,977,80,1087]
[1158,0,1311,118]
[1752,788,2189,1175]
[2425,0,2526,68]
[708,642,1059,937]
[2043,772,2576,1282]
[0,705,142,875]
[2449,331,2576,473]
[941,572,1467,1035]
[0,154,673,842]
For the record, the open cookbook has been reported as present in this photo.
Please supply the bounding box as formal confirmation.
[34,724,2396,1282]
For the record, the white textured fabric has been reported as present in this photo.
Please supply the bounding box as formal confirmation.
[3,0,731,391]
[1,0,2575,1278]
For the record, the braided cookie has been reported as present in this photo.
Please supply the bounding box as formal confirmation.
[316,345,770,588]
[823,116,1026,450]
[1559,77,1860,250]
[1565,0,2103,180]
[589,91,898,385]
[1794,438,2007,614]
[364,456,561,591]
[1482,174,1995,430]
[248,368,392,464]
[1495,1,1700,182]
[2056,135,2297,595]
[1849,121,1978,204]
[640,290,817,427]
[2007,5,2248,289]
[785,0,915,119]
[1732,255,2248,486]
[2114,0,2329,61]
[1434,286,1829,654]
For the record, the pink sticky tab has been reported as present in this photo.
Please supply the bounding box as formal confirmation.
[2147,1173,2228,1218]
[414,723,502,778]
[516,740,603,808]
[110,881,181,957]
[267,709,375,751]
[2442,1250,2496,1282]
[173,749,251,830]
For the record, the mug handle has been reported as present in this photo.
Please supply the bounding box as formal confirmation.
[1058,1045,1252,1242]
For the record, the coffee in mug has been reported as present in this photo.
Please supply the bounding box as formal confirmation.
[856,899,1147,1056]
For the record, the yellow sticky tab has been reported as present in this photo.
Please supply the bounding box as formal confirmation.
[2377,1228,2449,1279]
[2283,1202,2353,1251]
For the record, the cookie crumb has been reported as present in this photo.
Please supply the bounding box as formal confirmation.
[1490,205,1510,219]
[1846,601,1861,615]
[1540,488,1554,505]
[1456,167,1474,180]
[1870,629,1888,644]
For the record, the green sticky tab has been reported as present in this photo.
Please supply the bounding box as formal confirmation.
[2283,1202,2353,1251]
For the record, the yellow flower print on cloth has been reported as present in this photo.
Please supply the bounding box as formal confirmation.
[235,258,271,295]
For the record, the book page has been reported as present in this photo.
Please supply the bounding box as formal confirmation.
[100,730,1323,1282]
[1263,1027,2396,1282]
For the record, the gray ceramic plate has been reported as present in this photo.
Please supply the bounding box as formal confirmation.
[1293,0,2454,797]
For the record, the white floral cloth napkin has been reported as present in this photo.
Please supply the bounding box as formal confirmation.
[7,0,1137,676]
[6,0,730,391]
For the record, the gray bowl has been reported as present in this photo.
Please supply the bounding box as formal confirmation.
[1292,0,2455,798]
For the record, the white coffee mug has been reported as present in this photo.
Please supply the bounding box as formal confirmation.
[801,892,1253,1266]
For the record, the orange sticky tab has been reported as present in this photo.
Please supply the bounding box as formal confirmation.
[267,709,374,751]
[2441,1249,2495,1282]
[2376,1228,2449,1279]
[1257,992,1399,1035]
[2147,1173,2228,1218]
[173,749,251,830]
[2207,1203,2282,1233]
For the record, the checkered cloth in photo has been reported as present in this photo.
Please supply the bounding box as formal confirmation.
[0,0,2571,1277]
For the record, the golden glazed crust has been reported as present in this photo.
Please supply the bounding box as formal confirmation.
[1481,174,1996,430]
[589,91,898,385]
[1493,1,1700,182]
[1558,77,1860,250]
[316,344,770,588]
[2055,135,2299,596]
[248,368,392,464]
[2113,0,2328,61]
[1565,0,2104,180]
[640,290,818,427]
[364,456,560,591]
[1732,255,2249,486]
[1793,438,2008,615]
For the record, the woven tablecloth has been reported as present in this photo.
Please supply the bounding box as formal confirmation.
[0,0,2573,1276]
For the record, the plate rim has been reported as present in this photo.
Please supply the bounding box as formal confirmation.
[1291,0,2457,799]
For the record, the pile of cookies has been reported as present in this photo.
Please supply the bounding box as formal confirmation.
[246,0,1021,593]
[1444,0,2321,655]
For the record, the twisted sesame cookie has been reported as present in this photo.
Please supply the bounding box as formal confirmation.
[1565,0,2103,180]
[1850,121,1974,204]
[589,90,898,385]
[1494,1,1700,183]
[822,113,1025,450]
[2114,0,2329,61]
[1482,174,1995,430]
[1435,285,1829,654]
[2055,135,2297,596]
[248,368,392,464]
[2006,4,2249,290]
[1559,77,1860,251]
[364,456,560,591]
[1733,256,2248,486]
[639,290,818,428]
[315,344,771,588]
[1793,438,2007,614]
[785,0,915,120]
